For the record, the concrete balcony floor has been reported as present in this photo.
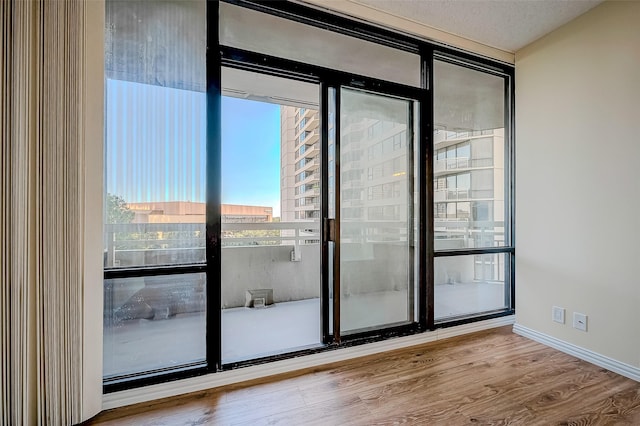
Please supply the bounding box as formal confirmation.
[103,282,505,378]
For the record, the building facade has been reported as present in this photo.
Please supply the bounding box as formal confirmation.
[280,106,320,222]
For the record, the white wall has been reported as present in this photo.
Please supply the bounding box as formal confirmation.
[515,1,640,368]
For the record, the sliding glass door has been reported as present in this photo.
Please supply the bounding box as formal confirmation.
[333,87,419,336]
[102,0,514,392]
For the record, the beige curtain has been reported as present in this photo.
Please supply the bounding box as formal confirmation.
[1,1,99,424]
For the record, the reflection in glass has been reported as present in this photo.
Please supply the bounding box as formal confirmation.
[104,0,206,269]
[434,254,508,321]
[103,273,206,378]
[339,88,415,334]
[220,2,421,87]
[103,0,207,380]
[433,59,506,250]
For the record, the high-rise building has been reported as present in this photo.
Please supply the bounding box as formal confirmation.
[280,106,504,280]
[433,128,504,249]
[280,106,320,222]
[339,112,410,244]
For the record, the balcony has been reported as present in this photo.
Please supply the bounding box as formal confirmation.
[301,185,320,197]
[296,172,317,185]
[299,116,317,134]
[433,129,493,145]
[434,157,495,176]
[342,198,364,207]
[103,220,507,377]
[296,203,319,211]
[295,129,319,149]
[301,143,318,157]
[341,179,364,188]
[434,157,470,174]
[303,129,319,145]
[297,157,319,174]
[434,188,470,202]
[433,219,505,250]
[341,160,362,171]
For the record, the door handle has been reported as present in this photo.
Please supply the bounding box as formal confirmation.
[324,218,336,242]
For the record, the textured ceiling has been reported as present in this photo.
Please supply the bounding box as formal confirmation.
[349,0,604,52]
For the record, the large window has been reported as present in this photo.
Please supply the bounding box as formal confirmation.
[103,0,207,383]
[432,57,513,321]
[103,0,514,391]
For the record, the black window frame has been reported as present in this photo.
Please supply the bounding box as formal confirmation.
[103,0,515,393]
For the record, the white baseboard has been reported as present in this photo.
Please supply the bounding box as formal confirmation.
[513,323,640,382]
[102,315,514,410]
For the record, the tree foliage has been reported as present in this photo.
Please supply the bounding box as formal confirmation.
[106,193,135,224]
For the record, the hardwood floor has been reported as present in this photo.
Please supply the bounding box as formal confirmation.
[88,326,640,425]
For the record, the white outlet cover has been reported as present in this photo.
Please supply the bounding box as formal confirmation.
[552,306,565,324]
[573,312,588,331]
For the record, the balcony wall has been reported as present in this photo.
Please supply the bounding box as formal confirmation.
[106,244,415,322]
[105,221,503,323]
[221,244,320,308]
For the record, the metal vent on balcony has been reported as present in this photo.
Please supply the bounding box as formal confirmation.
[245,289,274,308]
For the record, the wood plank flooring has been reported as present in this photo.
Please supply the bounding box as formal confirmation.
[87,326,640,425]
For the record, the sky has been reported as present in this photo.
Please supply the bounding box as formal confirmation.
[106,80,282,217]
[222,97,281,216]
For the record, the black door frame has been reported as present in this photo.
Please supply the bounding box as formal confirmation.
[104,0,514,392]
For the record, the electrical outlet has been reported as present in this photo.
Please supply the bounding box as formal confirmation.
[573,312,588,331]
[552,306,565,324]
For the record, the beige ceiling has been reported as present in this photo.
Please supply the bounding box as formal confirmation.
[304,0,604,55]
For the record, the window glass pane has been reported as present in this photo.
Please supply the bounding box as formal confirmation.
[456,142,470,159]
[446,203,456,218]
[105,0,206,269]
[103,273,206,378]
[434,254,508,321]
[433,59,506,250]
[339,88,416,334]
[457,173,470,190]
[104,0,206,380]
[457,202,471,218]
[471,137,493,166]
[219,2,421,87]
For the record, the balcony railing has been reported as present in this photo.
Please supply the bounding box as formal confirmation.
[434,188,470,201]
[433,129,495,144]
[299,116,317,134]
[434,157,469,174]
[434,157,495,175]
[105,220,506,269]
[104,222,320,268]
[103,220,506,321]
[300,186,320,197]
[297,157,319,173]
[434,219,505,249]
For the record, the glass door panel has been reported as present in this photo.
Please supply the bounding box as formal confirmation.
[338,88,415,334]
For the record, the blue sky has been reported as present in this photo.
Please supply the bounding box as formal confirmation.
[222,97,281,216]
[106,80,282,216]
